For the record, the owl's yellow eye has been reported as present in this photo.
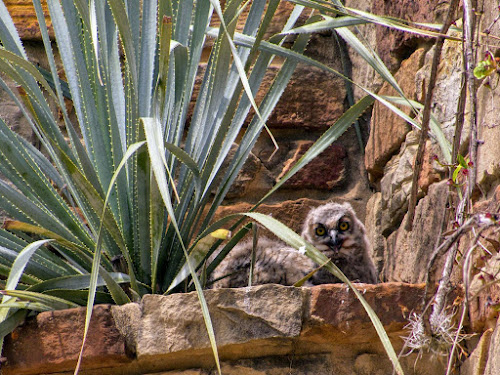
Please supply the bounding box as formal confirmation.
[315,226,326,236]
[339,221,350,231]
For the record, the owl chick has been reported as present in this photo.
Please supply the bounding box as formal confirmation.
[210,202,378,288]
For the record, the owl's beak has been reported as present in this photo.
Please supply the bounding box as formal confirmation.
[327,229,343,252]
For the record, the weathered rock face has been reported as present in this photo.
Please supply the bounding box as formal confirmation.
[365,192,386,275]
[383,180,449,283]
[277,141,348,190]
[414,27,465,148]
[364,48,426,180]
[371,0,448,71]
[379,131,444,235]
[4,283,449,375]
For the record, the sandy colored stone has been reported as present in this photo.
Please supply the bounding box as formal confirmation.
[383,180,449,283]
[460,329,493,375]
[484,318,500,375]
[365,49,426,180]
[344,0,383,101]
[365,192,386,278]
[277,141,347,190]
[4,283,458,375]
[379,130,445,235]
[134,285,304,358]
[475,2,500,194]
[415,28,465,148]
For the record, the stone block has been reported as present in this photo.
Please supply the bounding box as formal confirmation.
[304,283,425,344]
[383,180,449,283]
[133,285,304,358]
[460,329,493,375]
[365,49,426,180]
[365,192,386,277]
[415,28,465,149]
[473,1,500,194]
[277,141,347,190]
[379,130,445,235]
[484,318,500,375]
[344,0,383,102]
[371,0,450,71]
[3,305,131,375]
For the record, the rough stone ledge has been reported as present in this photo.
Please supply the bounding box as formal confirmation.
[3,283,439,375]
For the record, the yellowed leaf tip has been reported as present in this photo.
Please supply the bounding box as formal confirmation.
[210,229,231,240]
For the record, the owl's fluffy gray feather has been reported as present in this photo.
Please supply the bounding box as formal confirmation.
[210,202,378,288]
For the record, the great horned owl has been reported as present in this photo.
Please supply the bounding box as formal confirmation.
[210,202,378,288]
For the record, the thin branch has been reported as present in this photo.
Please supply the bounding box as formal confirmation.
[423,216,477,314]
[463,0,479,203]
[405,0,459,231]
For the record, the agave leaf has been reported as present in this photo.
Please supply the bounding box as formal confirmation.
[0,232,75,281]
[209,0,271,151]
[0,48,58,102]
[3,220,81,252]
[0,301,52,312]
[2,240,53,308]
[45,289,114,305]
[0,2,26,57]
[55,146,127,257]
[335,27,407,103]
[282,15,367,34]
[0,290,80,310]
[341,4,460,41]
[243,212,405,375]
[167,229,231,293]
[287,0,460,41]
[28,273,130,293]
[74,140,144,375]
[107,0,138,88]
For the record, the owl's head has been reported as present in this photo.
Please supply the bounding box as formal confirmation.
[301,202,364,258]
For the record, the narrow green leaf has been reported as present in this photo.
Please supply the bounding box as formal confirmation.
[144,116,222,375]
[28,273,130,293]
[457,154,467,169]
[0,290,79,310]
[452,166,461,183]
[0,301,52,312]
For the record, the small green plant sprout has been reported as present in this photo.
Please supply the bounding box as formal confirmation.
[452,154,473,185]
[473,51,499,80]
[432,153,473,191]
